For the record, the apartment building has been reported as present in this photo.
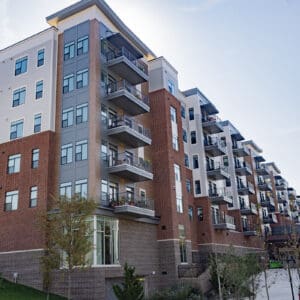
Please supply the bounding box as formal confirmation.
[0,0,299,299]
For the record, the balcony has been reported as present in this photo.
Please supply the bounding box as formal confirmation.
[206,163,230,180]
[240,202,258,215]
[257,180,273,191]
[263,213,278,224]
[208,188,233,205]
[261,196,275,209]
[105,152,153,182]
[202,116,223,134]
[237,182,255,195]
[212,213,236,230]
[255,165,269,176]
[275,181,288,191]
[235,161,252,176]
[106,47,148,85]
[105,80,150,116]
[277,194,287,204]
[232,145,250,157]
[101,192,155,218]
[204,138,226,157]
[107,116,151,148]
[243,223,258,236]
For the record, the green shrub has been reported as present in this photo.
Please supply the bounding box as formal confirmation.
[148,285,202,300]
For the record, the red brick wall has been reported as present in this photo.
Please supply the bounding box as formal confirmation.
[149,89,191,240]
[0,131,56,251]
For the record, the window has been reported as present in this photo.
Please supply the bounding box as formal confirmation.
[181,105,186,118]
[15,57,27,75]
[186,179,191,193]
[30,186,38,207]
[37,49,44,67]
[197,207,203,221]
[168,79,175,95]
[191,131,196,144]
[61,144,73,165]
[95,216,119,265]
[174,164,181,182]
[178,225,187,263]
[10,120,23,140]
[76,103,88,124]
[170,106,177,123]
[183,130,187,143]
[76,69,89,89]
[188,206,193,221]
[184,154,189,168]
[34,114,42,133]
[63,74,74,93]
[75,179,88,198]
[77,36,89,55]
[189,108,194,120]
[12,87,26,107]
[62,107,74,128]
[75,140,88,161]
[193,155,199,169]
[223,156,229,167]
[177,197,183,213]
[32,149,39,169]
[5,190,19,211]
[7,154,21,174]
[36,81,43,99]
[60,182,72,198]
[172,137,179,151]
[195,180,201,194]
[64,41,75,60]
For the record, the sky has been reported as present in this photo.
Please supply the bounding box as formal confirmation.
[1,0,299,191]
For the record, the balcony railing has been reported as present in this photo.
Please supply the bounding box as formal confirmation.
[106,47,148,75]
[206,162,230,180]
[204,137,226,156]
[240,201,258,215]
[105,152,152,172]
[212,213,235,230]
[201,115,223,134]
[106,80,149,106]
[208,188,233,205]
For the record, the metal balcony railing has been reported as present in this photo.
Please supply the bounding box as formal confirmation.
[212,213,235,226]
[101,192,154,210]
[209,187,232,198]
[106,80,149,106]
[106,47,148,75]
[104,152,152,173]
[206,162,228,173]
[108,115,151,139]
[204,137,226,150]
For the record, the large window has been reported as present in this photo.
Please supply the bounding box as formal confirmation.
[60,182,72,198]
[195,180,201,194]
[5,190,19,211]
[170,106,177,123]
[189,108,194,120]
[34,114,42,133]
[179,225,187,263]
[36,80,43,99]
[62,107,74,128]
[75,140,88,161]
[64,41,75,60]
[61,144,73,165]
[184,154,189,168]
[7,154,21,174]
[15,57,27,75]
[95,216,119,265]
[168,79,175,95]
[183,129,187,143]
[10,120,23,140]
[186,179,191,193]
[12,87,26,107]
[37,49,45,67]
[75,179,88,198]
[63,74,74,93]
[77,36,89,55]
[76,69,89,89]
[32,149,39,169]
[30,186,38,208]
[181,105,186,118]
[76,103,88,124]
[193,155,199,169]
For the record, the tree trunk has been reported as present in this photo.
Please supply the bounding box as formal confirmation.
[263,268,270,300]
[215,254,223,300]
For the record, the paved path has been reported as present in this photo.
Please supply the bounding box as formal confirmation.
[256,269,299,300]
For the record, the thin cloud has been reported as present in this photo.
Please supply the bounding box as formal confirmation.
[178,0,226,13]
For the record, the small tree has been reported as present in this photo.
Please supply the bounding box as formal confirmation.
[113,263,144,300]
[39,195,97,300]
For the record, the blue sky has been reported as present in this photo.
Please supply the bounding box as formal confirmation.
[1,0,299,191]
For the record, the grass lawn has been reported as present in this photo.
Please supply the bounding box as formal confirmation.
[0,278,66,300]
